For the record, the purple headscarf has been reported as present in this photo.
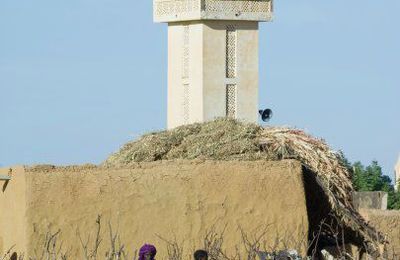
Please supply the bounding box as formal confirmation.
[139,244,157,260]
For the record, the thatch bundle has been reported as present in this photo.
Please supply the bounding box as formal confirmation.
[103,119,385,256]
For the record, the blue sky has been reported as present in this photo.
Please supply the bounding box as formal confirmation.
[0,1,399,179]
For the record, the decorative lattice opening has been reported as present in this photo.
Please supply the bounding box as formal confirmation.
[226,25,236,79]
[155,0,200,17]
[226,84,237,118]
[182,25,190,79]
[183,84,190,124]
[204,0,272,13]
[154,0,272,21]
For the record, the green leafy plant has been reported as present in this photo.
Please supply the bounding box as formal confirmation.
[348,159,400,210]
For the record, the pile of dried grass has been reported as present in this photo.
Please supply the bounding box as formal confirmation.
[104,119,263,164]
[103,119,385,255]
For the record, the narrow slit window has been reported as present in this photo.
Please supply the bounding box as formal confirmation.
[183,84,190,124]
[226,84,237,118]
[182,25,190,79]
[226,25,237,79]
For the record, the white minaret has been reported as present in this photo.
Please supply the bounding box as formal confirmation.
[395,155,400,191]
[153,0,273,129]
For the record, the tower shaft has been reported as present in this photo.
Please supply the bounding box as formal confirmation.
[167,21,258,128]
[154,0,273,129]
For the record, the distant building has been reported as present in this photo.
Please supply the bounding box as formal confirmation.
[153,0,273,129]
[395,155,400,191]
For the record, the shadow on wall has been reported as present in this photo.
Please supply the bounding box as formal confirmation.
[302,167,369,258]
[1,172,11,192]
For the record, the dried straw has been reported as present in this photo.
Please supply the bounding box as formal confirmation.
[103,119,385,255]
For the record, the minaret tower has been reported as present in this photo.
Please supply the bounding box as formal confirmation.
[154,0,273,129]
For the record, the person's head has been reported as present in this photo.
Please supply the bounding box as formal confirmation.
[139,244,157,260]
[10,252,18,260]
[194,249,208,260]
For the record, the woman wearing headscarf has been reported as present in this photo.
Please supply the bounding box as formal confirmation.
[139,244,157,260]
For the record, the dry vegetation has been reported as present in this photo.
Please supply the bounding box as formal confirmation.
[1,216,134,260]
[103,119,384,255]
[3,215,386,260]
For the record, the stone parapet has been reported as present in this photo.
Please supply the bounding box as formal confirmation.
[153,0,273,23]
[353,191,388,210]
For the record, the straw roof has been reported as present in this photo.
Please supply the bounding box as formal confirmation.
[103,119,385,255]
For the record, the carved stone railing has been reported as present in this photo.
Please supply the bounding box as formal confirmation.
[154,0,273,23]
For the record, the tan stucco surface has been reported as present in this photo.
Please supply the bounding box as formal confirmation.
[0,160,309,258]
[360,209,400,258]
[0,166,27,255]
